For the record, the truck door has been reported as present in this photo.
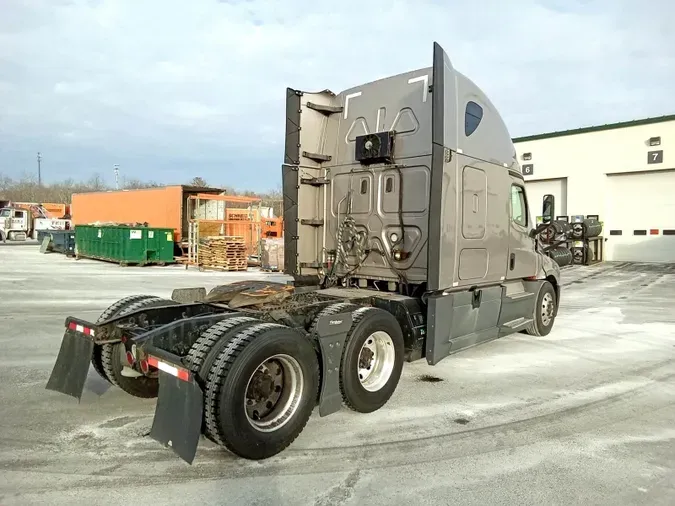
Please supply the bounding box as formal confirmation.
[506,178,538,280]
[11,209,28,232]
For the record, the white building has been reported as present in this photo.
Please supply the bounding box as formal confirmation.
[514,115,675,263]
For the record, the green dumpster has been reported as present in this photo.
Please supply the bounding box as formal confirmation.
[75,225,175,266]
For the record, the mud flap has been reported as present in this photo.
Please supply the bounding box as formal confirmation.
[149,370,203,465]
[315,312,352,417]
[45,330,95,400]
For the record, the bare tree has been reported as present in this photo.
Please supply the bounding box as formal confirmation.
[123,177,161,189]
[0,173,285,217]
[86,173,107,191]
[190,177,208,187]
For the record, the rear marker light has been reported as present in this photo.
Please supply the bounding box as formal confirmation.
[126,351,134,365]
[68,322,95,336]
[147,356,190,382]
[650,229,659,235]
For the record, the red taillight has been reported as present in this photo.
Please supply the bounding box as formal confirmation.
[125,351,134,365]
[140,359,149,374]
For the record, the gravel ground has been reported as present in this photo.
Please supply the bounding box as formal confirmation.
[1,244,674,506]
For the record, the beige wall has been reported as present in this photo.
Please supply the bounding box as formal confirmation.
[515,119,675,219]
[514,119,675,261]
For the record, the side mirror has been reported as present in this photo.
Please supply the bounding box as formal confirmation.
[542,194,555,224]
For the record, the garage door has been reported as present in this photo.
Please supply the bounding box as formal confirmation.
[525,178,568,222]
[606,170,675,262]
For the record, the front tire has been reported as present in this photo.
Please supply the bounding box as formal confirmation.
[203,323,319,460]
[523,281,557,337]
[339,307,405,413]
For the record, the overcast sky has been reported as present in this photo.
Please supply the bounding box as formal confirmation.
[1,0,674,191]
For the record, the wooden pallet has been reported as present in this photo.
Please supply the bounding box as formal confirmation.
[198,236,248,272]
[199,264,248,272]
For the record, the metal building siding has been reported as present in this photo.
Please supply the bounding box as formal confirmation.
[524,178,568,221]
[514,118,675,218]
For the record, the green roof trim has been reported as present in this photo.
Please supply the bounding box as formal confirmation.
[512,114,675,143]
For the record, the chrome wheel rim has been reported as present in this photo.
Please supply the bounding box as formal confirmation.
[541,292,555,326]
[244,354,303,433]
[357,331,395,392]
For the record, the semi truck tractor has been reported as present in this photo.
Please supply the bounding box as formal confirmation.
[46,42,561,464]
[0,203,71,242]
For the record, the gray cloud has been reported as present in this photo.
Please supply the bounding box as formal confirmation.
[1,0,674,190]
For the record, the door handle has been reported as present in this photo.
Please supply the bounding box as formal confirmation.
[471,289,482,309]
[509,253,515,270]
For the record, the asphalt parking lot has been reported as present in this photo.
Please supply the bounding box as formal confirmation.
[1,244,674,505]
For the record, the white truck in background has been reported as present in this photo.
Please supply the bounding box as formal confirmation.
[0,204,71,242]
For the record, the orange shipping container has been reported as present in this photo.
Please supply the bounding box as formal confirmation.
[71,185,223,242]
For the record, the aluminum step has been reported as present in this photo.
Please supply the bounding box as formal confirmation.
[500,317,533,330]
[505,291,534,301]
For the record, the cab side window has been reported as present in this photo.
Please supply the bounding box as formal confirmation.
[510,185,528,227]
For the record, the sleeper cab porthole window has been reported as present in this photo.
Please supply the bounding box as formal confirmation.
[465,101,483,136]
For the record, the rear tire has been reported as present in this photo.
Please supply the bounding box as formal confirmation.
[203,323,319,460]
[185,317,262,443]
[523,281,557,337]
[339,307,404,413]
[307,302,359,400]
[100,297,177,398]
[308,302,359,336]
[92,295,159,383]
[185,316,260,383]
[103,342,160,398]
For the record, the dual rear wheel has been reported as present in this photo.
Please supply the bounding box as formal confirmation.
[91,295,405,460]
[187,319,320,459]
[185,304,405,460]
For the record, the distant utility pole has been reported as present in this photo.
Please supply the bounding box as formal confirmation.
[114,164,120,190]
[37,152,42,186]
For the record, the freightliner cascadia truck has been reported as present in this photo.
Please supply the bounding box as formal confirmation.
[46,42,561,464]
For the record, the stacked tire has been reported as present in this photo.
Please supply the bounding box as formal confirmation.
[571,218,602,240]
[542,221,570,244]
[572,245,589,265]
[548,246,573,267]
